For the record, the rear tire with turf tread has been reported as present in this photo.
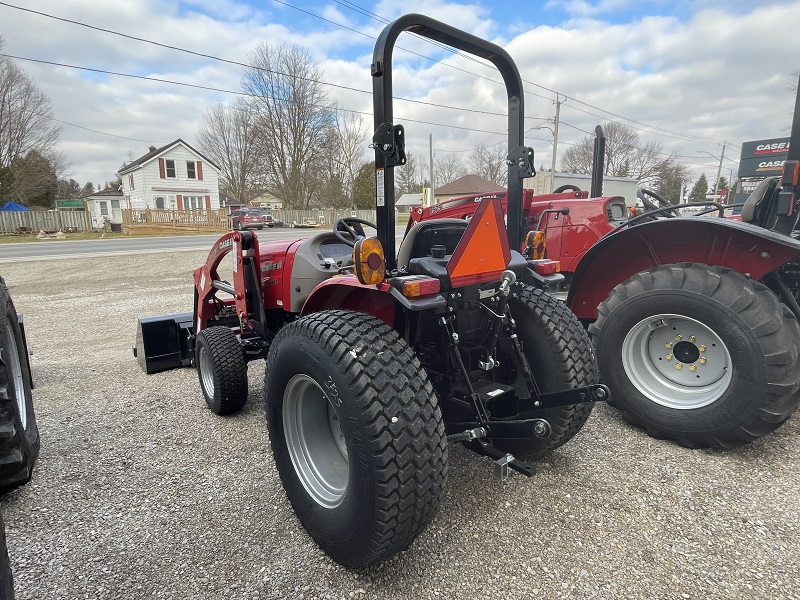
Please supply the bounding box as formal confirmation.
[0,277,39,495]
[264,310,448,568]
[590,263,800,448]
[496,284,597,459]
[195,326,248,415]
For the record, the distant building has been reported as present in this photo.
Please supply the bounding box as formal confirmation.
[84,188,124,228]
[434,175,506,203]
[396,192,423,214]
[117,139,221,211]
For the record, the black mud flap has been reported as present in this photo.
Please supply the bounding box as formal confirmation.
[134,313,194,374]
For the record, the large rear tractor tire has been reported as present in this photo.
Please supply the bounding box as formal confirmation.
[497,285,597,459]
[590,263,800,448]
[264,310,448,568]
[195,326,248,415]
[0,279,39,494]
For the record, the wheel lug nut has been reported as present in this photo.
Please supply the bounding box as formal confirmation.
[689,335,696,343]
[666,354,673,360]
[665,342,672,349]
[699,357,707,364]
[676,363,683,370]
[689,365,697,372]
[698,345,706,352]
[675,335,682,341]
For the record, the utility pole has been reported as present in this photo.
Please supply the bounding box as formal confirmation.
[712,141,726,200]
[429,133,435,207]
[551,96,562,176]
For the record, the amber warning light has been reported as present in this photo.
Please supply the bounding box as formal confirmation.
[529,259,561,276]
[401,276,441,298]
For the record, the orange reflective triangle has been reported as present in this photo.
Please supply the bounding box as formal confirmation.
[448,198,511,285]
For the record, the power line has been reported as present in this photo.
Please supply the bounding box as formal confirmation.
[0,1,531,121]
[0,1,733,147]
[0,53,515,138]
[325,0,731,145]
[51,118,160,143]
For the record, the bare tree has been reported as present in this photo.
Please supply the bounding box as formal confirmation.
[561,121,678,184]
[242,42,335,209]
[197,99,259,203]
[0,37,62,202]
[435,153,465,187]
[468,142,508,187]
[332,109,368,203]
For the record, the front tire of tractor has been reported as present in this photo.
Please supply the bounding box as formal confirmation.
[498,285,597,459]
[590,264,800,448]
[195,326,248,415]
[0,279,39,494]
[264,310,448,568]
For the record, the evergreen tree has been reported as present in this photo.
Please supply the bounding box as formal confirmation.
[688,174,708,202]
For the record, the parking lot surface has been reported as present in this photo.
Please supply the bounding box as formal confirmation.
[1,251,799,599]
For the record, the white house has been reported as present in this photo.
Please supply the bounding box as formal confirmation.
[84,188,124,229]
[117,139,221,211]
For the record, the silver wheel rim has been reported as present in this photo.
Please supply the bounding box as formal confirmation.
[283,374,348,508]
[197,343,215,398]
[5,319,26,430]
[622,314,732,409]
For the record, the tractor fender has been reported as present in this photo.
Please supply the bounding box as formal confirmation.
[567,217,800,320]
[301,276,396,326]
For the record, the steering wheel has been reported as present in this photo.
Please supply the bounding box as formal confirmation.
[333,217,377,247]
[553,184,582,194]
[638,188,681,217]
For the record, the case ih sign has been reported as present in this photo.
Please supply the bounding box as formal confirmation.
[734,137,791,202]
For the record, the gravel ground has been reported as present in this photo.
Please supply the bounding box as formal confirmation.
[1,251,799,600]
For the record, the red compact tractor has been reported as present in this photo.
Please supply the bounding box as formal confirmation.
[135,15,608,567]
[413,87,800,450]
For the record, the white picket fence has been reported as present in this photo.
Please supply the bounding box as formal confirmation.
[0,211,91,233]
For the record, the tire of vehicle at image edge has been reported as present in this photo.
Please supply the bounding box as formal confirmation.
[493,285,596,459]
[263,310,448,568]
[195,326,248,415]
[0,278,40,494]
[590,263,800,448]
[0,510,14,599]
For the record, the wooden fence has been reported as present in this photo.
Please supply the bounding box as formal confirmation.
[123,209,230,230]
[0,211,91,234]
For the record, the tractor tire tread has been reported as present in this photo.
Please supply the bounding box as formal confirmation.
[592,263,800,448]
[196,327,248,415]
[0,279,39,494]
[265,310,447,567]
[507,286,596,458]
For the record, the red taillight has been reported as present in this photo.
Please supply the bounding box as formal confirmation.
[401,276,440,297]
[530,259,561,275]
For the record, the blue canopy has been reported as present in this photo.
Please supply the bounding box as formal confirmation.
[0,202,30,211]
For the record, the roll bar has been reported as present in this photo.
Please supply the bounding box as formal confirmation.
[371,14,533,270]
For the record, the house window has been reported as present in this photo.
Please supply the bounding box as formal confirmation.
[186,161,196,179]
[128,174,135,190]
[184,195,204,209]
[165,159,176,178]
[155,197,165,209]
[100,201,109,216]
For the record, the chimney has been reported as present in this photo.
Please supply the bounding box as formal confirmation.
[149,145,157,152]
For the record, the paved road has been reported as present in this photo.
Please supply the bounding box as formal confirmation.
[0,226,408,262]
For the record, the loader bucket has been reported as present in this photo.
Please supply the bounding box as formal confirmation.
[133,313,194,374]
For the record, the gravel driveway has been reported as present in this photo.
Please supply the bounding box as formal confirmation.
[1,251,799,599]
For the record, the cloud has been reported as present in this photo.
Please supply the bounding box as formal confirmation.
[0,0,798,189]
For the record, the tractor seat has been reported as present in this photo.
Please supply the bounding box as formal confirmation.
[396,218,468,270]
[741,176,780,226]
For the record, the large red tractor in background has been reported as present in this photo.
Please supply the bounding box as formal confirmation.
[413,89,800,450]
[135,14,609,567]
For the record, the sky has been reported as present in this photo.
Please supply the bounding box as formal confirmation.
[1,0,799,191]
